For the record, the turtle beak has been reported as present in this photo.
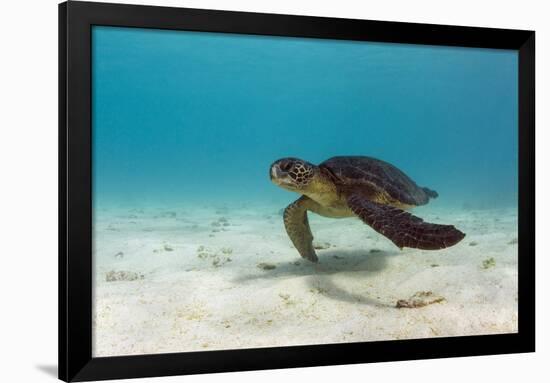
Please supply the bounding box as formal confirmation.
[270,164,284,183]
[270,163,294,187]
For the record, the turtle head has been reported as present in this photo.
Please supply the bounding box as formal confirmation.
[270,158,317,192]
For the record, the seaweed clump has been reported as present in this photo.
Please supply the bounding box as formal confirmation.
[482,257,496,269]
[196,245,232,267]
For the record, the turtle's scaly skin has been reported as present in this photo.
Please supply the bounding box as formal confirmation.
[270,156,465,262]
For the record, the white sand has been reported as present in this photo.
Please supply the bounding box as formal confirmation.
[92,203,518,357]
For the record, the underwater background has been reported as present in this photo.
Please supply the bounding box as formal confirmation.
[92,26,518,210]
[91,25,519,357]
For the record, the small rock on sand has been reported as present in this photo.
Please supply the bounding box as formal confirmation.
[257,262,277,270]
[396,291,446,308]
[313,242,331,250]
[106,270,144,282]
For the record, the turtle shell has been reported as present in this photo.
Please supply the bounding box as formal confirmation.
[319,156,434,206]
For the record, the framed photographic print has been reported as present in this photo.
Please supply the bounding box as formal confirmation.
[59,1,535,381]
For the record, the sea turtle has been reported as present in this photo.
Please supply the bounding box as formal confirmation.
[270,156,465,262]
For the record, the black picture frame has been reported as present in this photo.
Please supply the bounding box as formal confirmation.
[59,1,535,381]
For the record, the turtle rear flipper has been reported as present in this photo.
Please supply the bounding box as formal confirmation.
[347,194,465,250]
[284,197,318,262]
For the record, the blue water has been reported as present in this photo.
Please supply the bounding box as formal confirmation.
[92,26,518,209]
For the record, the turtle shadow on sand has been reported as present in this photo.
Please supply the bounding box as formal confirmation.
[234,249,398,307]
[305,275,392,308]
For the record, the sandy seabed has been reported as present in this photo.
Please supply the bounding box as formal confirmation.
[92,202,518,357]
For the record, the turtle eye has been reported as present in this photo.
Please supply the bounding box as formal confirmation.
[279,161,292,172]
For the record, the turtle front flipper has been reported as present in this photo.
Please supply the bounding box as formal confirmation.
[284,196,318,262]
[346,194,465,250]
